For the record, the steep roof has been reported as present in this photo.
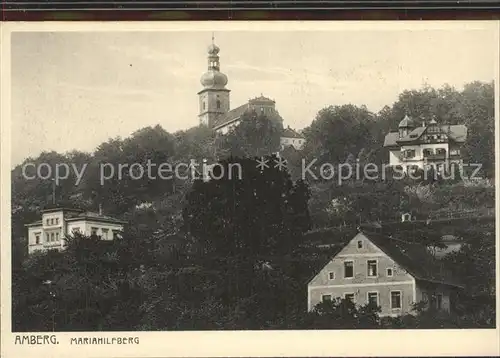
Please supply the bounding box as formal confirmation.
[398,115,415,128]
[360,230,462,288]
[212,103,249,129]
[395,127,427,143]
[384,124,467,147]
[383,132,400,147]
[282,126,304,139]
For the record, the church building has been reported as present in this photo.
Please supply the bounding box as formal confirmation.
[197,37,305,151]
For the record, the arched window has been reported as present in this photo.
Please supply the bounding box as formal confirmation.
[216,100,221,109]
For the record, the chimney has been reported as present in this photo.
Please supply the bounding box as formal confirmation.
[98,204,103,216]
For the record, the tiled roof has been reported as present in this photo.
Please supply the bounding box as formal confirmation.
[396,127,426,143]
[212,103,249,129]
[384,124,467,147]
[25,220,42,227]
[67,211,127,224]
[249,95,275,103]
[282,127,305,139]
[361,230,462,287]
[398,115,415,128]
[383,132,400,147]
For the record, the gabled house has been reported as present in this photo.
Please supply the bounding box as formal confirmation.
[25,207,126,255]
[280,126,305,150]
[383,115,467,173]
[307,230,462,317]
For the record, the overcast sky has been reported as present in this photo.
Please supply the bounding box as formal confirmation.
[10,24,497,165]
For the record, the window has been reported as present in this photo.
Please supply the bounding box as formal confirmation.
[322,294,332,302]
[404,149,416,158]
[91,227,98,236]
[112,230,119,239]
[436,294,443,310]
[436,148,446,156]
[386,268,393,277]
[344,293,355,302]
[72,227,81,234]
[423,148,433,157]
[102,228,109,239]
[344,261,354,278]
[50,233,54,242]
[46,233,49,242]
[46,219,50,225]
[357,240,363,249]
[328,272,335,280]
[55,218,59,225]
[35,234,40,244]
[391,291,402,309]
[216,100,221,109]
[422,292,429,304]
[55,232,59,241]
[367,292,378,306]
[202,102,206,110]
[367,260,377,277]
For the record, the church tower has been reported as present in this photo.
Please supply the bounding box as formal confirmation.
[198,34,230,127]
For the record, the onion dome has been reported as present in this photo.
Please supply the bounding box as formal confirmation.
[207,43,220,55]
[200,70,228,89]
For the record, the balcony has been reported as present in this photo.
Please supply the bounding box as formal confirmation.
[44,241,62,248]
[424,153,447,161]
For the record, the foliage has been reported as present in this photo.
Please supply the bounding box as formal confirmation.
[216,110,283,158]
[11,81,496,331]
[183,155,311,256]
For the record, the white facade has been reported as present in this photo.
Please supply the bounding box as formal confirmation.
[280,136,305,150]
[307,232,458,317]
[26,208,125,255]
[385,119,466,173]
[215,119,240,135]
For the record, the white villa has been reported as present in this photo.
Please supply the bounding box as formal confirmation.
[383,115,467,173]
[25,207,126,254]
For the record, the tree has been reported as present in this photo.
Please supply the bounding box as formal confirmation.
[183,155,311,257]
[302,104,378,166]
[217,110,283,158]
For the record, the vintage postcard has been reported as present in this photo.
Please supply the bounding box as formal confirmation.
[1,21,499,357]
